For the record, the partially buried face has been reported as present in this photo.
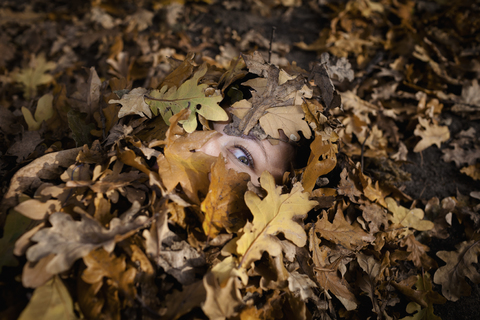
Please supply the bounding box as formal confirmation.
[197,119,295,185]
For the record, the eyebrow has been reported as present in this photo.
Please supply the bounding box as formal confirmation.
[240,132,268,162]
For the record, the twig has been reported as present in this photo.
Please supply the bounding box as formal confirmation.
[268,26,276,64]
[360,131,370,173]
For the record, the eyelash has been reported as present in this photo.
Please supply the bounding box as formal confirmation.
[233,144,255,169]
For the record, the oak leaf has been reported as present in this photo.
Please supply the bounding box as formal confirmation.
[460,163,480,180]
[234,171,317,270]
[25,203,148,274]
[413,117,450,152]
[161,280,206,320]
[202,272,244,320]
[146,63,227,132]
[386,197,434,231]
[14,53,56,100]
[110,87,151,118]
[433,240,480,301]
[18,276,78,320]
[259,105,312,142]
[314,208,374,250]
[201,155,250,238]
[82,248,136,300]
[400,234,437,271]
[337,168,362,203]
[156,111,218,204]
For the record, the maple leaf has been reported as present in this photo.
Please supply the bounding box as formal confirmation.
[82,248,136,300]
[314,207,374,250]
[201,155,250,238]
[234,171,317,271]
[18,276,78,320]
[433,240,480,301]
[413,117,450,152]
[202,272,244,320]
[110,87,152,118]
[386,197,434,232]
[145,63,227,133]
[25,203,148,274]
[14,53,56,100]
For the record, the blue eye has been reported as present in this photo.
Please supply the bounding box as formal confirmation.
[231,144,254,168]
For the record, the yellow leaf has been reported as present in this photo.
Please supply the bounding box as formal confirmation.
[235,171,317,270]
[413,117,450,152]
[18,276,78,320]
[259,105,312,142]
[386,197,434,231]
[460,163,480,180]
[201,155,250,238]
[14,54,56,100]
[21,93,54,131]
[146,63,227,132]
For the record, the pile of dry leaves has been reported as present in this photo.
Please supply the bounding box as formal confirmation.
[1,1,480,320]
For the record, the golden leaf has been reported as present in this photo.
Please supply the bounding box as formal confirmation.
[302,135,337,193]
[202,272,244,320]
[413,117,450,152]
[386,197,434,231]
[235,171,317,270]
[18,276,78,320]
[14,53,56,100]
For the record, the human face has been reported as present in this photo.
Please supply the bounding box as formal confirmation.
[197,121,294,185]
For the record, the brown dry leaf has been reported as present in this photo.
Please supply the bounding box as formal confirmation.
[460,164,480,180]
[337,168,362,203]
[156,110,218,204]
[302,135,337,193]
[314,207,374,250]
[13,53,56,100]
[234,171,317,271]
[400,234,437,271]
[5,130,43,163]
[25,203,148,274]
[201,155,250,238]
[359,202,389,233]
[386,197,434,232]
[236,52,305,136]
[202,272,244,320]
[82,248,136,300]
[442,143,480,167]
[309,233,358,311]
[433,240,480,301]
[161,280,206,320]
[413,117,450,152]
[68,67,102,119]
[287,270,320,304]
[14,198,62,220]
[22,254,55,289]
[1,147,81,213]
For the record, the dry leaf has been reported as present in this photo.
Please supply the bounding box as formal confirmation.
[25,203,148,274]
[386,197,434,231]
[18,276,78,320]
[110,87,151,118]
[234,171,317,271]
[413,117,450,152]
[314,208,374,250]
[146,63,227,132]
[13,53,56,100]
[201,155,250,238]
[202,272,244,320]
[302,136,337,193]
[433,240,480,301]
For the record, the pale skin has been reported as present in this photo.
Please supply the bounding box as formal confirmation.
[197,120,295,185]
